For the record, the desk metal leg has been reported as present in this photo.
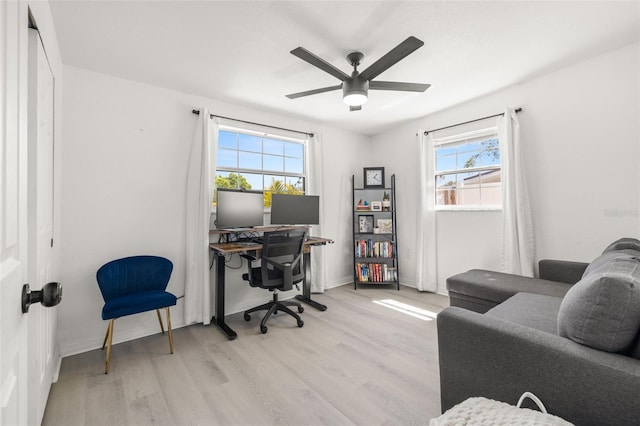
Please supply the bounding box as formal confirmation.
[295,251,327,311]
[211,251,237,340]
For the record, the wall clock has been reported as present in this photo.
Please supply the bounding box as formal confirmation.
[363,167,385,188]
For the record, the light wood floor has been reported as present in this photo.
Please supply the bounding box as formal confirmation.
[43,284,449,426]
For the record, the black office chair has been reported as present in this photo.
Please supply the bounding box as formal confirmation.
[242,230,306,334]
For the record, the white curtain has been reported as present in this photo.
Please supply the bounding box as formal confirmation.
[184,108,218,325]
[498,108,534,276]
[416,131,438,292]
[307,132,327,293]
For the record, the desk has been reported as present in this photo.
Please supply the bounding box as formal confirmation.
[209,234,333,340]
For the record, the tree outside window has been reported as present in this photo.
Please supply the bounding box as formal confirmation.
[214,128,307,207]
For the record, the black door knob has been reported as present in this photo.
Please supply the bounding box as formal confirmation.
[22,282,62,313]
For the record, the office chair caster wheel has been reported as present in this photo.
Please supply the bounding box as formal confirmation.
[297,319,304,327]
[298,306,304,313]
[260,325,268,334]
[244,313,251,321]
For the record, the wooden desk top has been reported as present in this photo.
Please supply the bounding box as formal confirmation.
[209,225,309,235]
[210,236,333,255]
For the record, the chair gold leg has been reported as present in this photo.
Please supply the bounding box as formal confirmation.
[156,309,165,334]
[166,307,174,354]
[105,319,114,374]
[101,324,110,350]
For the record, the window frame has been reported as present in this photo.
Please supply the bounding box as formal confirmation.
[433,127,502,211]
[214,125,309,210]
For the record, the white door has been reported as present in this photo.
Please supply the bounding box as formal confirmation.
[1,1,30,425]
[1,6,59,426]
[27,27,57,426]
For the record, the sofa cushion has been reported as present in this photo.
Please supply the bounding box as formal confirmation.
[602,237,640,254]
[558,255,640,352]
[486,292,563,335]
[447,269,573,308]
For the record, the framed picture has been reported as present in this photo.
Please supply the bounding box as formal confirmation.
[370,201,382,211]
[363,167,385,189]
[358,215,374,233]
[377,219,393,234]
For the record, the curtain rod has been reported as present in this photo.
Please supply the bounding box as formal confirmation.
[192,109,314,138]
[423,107,522,136]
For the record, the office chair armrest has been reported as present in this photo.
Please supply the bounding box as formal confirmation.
[263,255,302,291]
[262,254,301,272]
[241,253,258,286]
[279,262,294,291]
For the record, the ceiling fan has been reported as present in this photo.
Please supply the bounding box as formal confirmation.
[286,36,430,111]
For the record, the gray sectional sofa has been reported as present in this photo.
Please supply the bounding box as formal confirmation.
[437,238,640,426]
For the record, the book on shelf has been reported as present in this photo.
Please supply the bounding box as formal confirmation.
[354,239,394,258]
[355,263,398,283]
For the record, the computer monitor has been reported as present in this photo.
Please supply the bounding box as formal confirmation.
[215,188,264,229]
[270,193,320,225]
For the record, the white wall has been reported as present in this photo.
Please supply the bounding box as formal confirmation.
[58,66,368,356]
[58,39,639,356]
[372,42,640,293]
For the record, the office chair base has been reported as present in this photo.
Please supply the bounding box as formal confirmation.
[244,298,304,334]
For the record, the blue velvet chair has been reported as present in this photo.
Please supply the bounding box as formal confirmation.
[96,255,177,374]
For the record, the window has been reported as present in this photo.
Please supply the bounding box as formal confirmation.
[215,127,307,206]
[434,128,501,208]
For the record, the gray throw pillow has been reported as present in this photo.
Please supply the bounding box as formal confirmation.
[602,237,640,254]
[558,256,640,352]
[582,250,640,278]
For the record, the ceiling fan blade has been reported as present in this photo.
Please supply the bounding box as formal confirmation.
[286,85,342,99]
[359,36,424,81]
[370,81,431,92]
[350,105,362,112]
[291,47,351,81]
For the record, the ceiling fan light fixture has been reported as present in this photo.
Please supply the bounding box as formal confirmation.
[343,78,369,106]
[343,92,368,106]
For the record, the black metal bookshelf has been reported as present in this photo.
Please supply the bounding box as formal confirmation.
[352,174,399,290]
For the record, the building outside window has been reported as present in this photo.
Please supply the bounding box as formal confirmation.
[215,127,307,206]
[434,128,501,209]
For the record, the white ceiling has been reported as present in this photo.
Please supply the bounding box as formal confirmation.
[49,0,640,135]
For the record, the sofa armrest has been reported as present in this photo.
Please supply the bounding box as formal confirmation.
[538,259,588,284]
[437,307,640,426]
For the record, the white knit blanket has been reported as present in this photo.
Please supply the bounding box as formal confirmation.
[430,397,574,426]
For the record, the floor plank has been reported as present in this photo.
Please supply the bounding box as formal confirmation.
[43,284,449,426]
